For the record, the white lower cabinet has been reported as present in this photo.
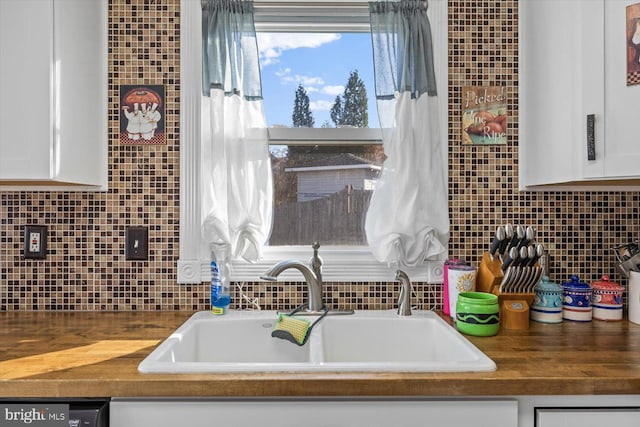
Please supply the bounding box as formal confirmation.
[536,408,640,427]
[518,396,640,427]
[110,399,517,427]
[111,396,640,427]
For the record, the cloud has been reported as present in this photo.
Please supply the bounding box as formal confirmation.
[275,68,291,77]
[298,76,325,86]
[274,68,325,89]
[322,85,344,96]
[310,100,335,111]
[261,48,283,66]
[257,33,341,66]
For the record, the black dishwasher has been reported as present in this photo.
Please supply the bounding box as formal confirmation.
[0,399,108,427]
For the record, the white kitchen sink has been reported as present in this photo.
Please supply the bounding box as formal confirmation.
[138,310,496,373]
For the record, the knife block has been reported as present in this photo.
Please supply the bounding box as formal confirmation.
[476,252,504,295]
[477,252,535,330]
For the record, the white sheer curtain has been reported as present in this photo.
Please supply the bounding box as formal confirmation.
[201,0,272,262]
[365,0,449,267]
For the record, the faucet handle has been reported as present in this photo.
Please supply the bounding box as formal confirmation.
[396,269,412,316]
[310,242,322,279]
[311,242,321,266]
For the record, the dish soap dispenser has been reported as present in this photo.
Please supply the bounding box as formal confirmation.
[210,243,231,315]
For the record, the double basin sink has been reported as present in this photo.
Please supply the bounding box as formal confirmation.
[138,310,496,373]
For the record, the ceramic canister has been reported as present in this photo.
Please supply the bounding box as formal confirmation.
[443,259,468,316]
[562,275,592,322]
[447,265,477,319]
[456,292,500,336]
[591,275,623,321]
[530,276,563,324]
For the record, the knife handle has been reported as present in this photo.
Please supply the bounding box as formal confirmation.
[501,247,518,271]
[489,226,506,258]
[499,224,514,255]
[508,224,525,252]
[526,245,538,267]
[513,246,529,267]
[518,226,536,249]
[528,244,544,267]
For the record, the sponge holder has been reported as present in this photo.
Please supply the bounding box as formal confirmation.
[476,252,535,330]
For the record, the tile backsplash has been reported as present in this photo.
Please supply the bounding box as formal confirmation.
[1,0,638,311]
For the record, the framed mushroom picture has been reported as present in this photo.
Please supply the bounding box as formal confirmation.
[119,85,166,144]
[461,86,507,146]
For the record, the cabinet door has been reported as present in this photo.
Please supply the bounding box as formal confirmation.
[519,0,640,188]
[111,400,518,427]
[53,0,107,186]
[537,408,640,427]
[519,0,591,188]
[0,0,53,179]
[601,0,640,178]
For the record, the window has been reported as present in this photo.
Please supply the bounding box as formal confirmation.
[259,30,382,246]
[178,0,448,284]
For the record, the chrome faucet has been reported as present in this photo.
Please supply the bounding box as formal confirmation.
[396,269,412,316]
[260,242,325,313]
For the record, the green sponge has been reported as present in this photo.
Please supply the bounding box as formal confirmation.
[271,314,311,345]
[271,305,328,346]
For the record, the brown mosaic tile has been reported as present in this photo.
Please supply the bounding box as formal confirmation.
[1,0,638,312]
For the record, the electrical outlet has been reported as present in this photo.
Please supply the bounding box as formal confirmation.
[126,226,148,260]
[23,225,47,259]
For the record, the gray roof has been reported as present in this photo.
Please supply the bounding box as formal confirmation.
[292,153,381,168]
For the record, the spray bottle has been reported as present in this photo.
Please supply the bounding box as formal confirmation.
[210,243,231,315]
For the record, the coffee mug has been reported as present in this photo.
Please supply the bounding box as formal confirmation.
[447,265,477,319]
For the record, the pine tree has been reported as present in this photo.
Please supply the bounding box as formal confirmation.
[330,95,343,127]
[292,84,314,128]
[330,70,368,128]
[342,70,368,128]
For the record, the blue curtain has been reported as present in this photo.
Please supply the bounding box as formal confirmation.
[202,0,262,99]
[369,0,437,100]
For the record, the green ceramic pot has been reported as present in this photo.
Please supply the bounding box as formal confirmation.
[456,292,500,336]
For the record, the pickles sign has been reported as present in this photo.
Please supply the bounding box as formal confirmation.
[462,86,508,145]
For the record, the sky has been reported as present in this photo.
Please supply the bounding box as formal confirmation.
[256,32,380,128]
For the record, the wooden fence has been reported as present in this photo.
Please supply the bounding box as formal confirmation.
[269,186,372,246]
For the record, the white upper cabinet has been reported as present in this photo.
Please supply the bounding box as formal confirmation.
[0,0,107,191]
[519,0,640,190]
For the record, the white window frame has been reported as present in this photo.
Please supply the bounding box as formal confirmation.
[178,0,448,284]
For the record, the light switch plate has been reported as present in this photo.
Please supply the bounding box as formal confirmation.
[126,226,148,261]
[23,225,47,259]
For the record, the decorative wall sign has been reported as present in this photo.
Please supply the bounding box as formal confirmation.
[119,85,166,144]
[462,86,507,145]
[627,3,640,86]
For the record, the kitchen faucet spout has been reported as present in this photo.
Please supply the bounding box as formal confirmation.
[260,243,354,315]
[260,244,324,313]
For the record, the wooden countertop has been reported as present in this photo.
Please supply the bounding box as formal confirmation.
[1,311,640,398]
